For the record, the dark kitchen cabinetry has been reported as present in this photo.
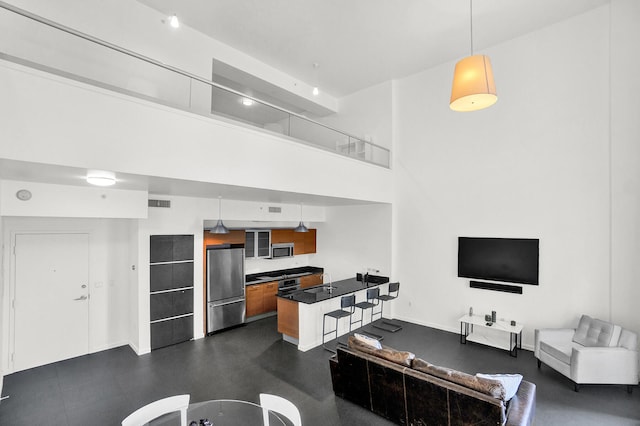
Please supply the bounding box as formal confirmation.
[150,234,194,351]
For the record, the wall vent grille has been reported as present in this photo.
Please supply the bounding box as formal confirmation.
[268,206,282,213]
[148,199,171,208]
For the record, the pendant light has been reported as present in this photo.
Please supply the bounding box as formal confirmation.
[210,196,230,234]
[294,203,309,233]
[450,0,497,112]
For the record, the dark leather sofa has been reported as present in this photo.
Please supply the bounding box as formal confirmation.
[330,343,536,426]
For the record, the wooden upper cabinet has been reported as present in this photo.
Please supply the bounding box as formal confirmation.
[203,230,246,247]
[271,229,294,244]
[305,229,316,254]
[293,229,316,255]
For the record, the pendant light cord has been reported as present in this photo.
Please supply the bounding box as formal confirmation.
[470,0,474,56]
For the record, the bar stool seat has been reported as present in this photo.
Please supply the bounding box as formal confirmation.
[373,282,403,332]
[322,294,355,352]
[353,287,381,327]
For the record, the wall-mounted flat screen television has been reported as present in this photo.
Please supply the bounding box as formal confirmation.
[458,237,539,285]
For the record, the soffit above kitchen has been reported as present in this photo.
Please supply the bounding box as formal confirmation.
[0,159,380,207]
[137,0,609,98]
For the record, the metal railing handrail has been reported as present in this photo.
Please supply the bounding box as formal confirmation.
[0,1,391,153]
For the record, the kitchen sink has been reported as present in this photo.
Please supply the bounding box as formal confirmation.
[303,286,336,294]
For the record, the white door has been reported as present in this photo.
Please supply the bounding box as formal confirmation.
[12,233,90,372]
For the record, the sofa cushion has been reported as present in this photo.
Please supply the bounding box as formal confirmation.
[347,335,415,367]
[412,358,506,400]
[353,332,383,350]
[540,340,572,364]
[572,315,618,347]
[476,373,523,401]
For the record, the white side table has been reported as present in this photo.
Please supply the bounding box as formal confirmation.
[459,314,523,357]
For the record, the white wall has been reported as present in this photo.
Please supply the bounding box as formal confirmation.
[0,59,393,205]
[0,180,147,218]
[610,0,640,333]
[319,81,393,150]
[393,6,618,349]
[1,217,131,374]
[315,204,392,283]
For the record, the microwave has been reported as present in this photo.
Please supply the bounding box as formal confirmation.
[271,243,294,258]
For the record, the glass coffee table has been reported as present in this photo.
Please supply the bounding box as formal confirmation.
[150,399,287,425]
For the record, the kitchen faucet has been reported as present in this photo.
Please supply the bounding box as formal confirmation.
[321,272,333,293]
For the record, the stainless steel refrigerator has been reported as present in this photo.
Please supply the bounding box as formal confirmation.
[206,245,245,333]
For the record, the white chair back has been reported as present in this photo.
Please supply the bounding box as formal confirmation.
[259,393,302,426]
[122,394,190,426]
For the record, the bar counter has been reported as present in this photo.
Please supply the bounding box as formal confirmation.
[277,277,390,351]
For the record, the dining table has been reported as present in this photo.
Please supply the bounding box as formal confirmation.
[149,398,288,425]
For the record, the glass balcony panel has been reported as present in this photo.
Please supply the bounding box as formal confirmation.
[0,5,390,168]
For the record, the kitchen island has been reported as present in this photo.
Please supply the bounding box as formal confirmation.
[277,277,390,351]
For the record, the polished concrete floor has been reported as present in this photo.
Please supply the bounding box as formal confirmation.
[1,316,639,425]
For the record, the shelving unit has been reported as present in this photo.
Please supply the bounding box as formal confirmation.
[150,235,194,350]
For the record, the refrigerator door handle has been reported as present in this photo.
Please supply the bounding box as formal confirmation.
[211,299,245,308]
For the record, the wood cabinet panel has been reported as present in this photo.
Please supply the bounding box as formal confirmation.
[203,230,246,246]
[300,273,323,289]
[263,281,278,312]
[277,298,299,339]
[271,229,294,244]
[293,228,317,255]
[245,284,264,317]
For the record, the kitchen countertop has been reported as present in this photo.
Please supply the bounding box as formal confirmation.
[245,266,324,285]
[278,277,389,304]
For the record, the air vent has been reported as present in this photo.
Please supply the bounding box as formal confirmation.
[148,199,171,208]
[268,206,282,213]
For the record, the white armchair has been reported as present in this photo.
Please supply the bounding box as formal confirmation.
[535,315,638,392]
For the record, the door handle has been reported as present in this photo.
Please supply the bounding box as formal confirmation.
[73,295,88,301]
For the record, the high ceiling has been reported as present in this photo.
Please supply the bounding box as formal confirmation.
[137,0,608,98]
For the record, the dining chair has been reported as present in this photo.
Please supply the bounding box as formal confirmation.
[121,394,190,426]
[259,393,302,426]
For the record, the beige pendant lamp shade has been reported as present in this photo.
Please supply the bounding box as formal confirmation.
[450,54,497,112]
[450,0,497,112]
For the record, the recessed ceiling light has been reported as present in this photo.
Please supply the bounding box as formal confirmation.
[169,14,180,29]
[241,98,254,106]
[86,170,116,186]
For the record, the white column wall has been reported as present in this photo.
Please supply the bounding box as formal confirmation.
[1,217,132,374]
[393,6,614,349]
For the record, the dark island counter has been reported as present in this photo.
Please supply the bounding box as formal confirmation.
[277,276,390,351]
[278,277,388,304]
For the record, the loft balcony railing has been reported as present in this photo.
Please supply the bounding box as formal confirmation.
[0,2,390,168]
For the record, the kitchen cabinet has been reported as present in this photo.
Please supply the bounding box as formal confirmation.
[294,229,317,255]
[245,230,271,258]
[263,281,278,312]
[245,284,264,317]
[300,273,323,289]
[277,297,299,339]
[271,229,294,244]
[150,234,194,351]
[246,281,279,317]
[203,230,246,247]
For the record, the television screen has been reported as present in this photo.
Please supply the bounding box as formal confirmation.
[458,237,539,285]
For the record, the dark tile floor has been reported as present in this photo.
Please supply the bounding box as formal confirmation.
[1,317,639,425]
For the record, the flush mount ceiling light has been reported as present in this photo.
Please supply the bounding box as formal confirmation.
[168,14,180,28]
[241,97,254,106]
[86,170,116,186]
[450,0,497,112]
[210,196,230,234]
[294,203,309,233]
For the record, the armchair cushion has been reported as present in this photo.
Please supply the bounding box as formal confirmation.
[572,315,621,347]
[539,341,572,364]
